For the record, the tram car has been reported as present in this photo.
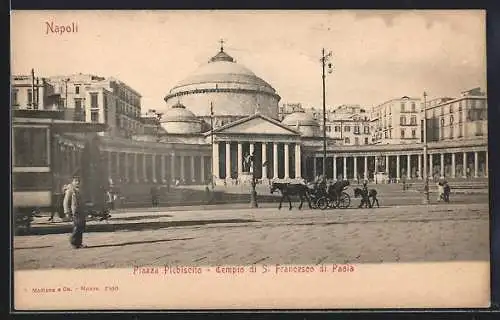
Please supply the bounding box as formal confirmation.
[12,115,107,234]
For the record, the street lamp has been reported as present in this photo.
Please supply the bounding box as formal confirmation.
[210,102,215,190]
[422,91,430,204]
[321,48,333,178]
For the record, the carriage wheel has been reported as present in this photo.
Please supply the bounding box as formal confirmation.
[317,197,329,210]
[310,197,318,209]
[338,192,351,209]
[327,198,337,209]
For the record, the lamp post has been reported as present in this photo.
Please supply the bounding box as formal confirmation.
[210,102,215,190]
[422,91,430,204]
[321,48,333,178]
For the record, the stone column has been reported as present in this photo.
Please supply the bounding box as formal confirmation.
[180,155,185,182]
[273,143,278,179]
[429,154,433,178]
[143,154,148,183]
[237,142,243,178]
[418,154,422,179]
[333,156,337,180]
[374,156,378,176]
[262,143,268,179]
[440,153,445,178]
[116,152,120,182]
[213,142,219,180]
[124,152,129,182]
[170,153,175,182]
[343,156,347,180]
[313,156,317,178]
[152,154,157,183]
[474,151,479,178]
[191,156,195,183]
[364,156,368,180]
[385,155,389,176]
[134,153,139,183]
[284,143,289,178]
[200,156,205,183]
[249,143,255,174]
[462,152,467,178]
[225,142,231,179]
[294,144,301,179]
[396,155,400,181]
[407,154,411,178]
[108,151,112,180]
[451,153,456,178]
[161,155,166,183]
[353,156,358,181]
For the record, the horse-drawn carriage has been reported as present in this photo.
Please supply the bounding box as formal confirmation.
[269,179,352,210]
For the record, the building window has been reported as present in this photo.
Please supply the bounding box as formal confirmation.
[459,112,463,123]
[449,103,453,113]
[11,89,19,106]
[440,107,444,116]
[75,85,80,94]
[344,137,350,144]
[355,137,359,145]
[365,137,369,144]
[90,92,99,109]
[449,125,454,139]
[458,102,463,111]
[450,115,454,125]
[344,126,350,132]
[400,116,406,125]
[401,129,405,138]
[364,126,370,134]
[326,126,331,132]
[354,126,360,134]
[91,110,99,123]
[410,115,417,125]
[27,89,33,107]
[440,118,445,139]
[412,129,416,138]
[475,122,483,136]
[458,123,463,137]
[334,126,340,132]
[400,102,405,112]
[411,102,416,112]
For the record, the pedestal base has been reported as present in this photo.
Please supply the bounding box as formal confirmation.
[238,172,254,185]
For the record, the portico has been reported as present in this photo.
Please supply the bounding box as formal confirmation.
[208,113,302,184]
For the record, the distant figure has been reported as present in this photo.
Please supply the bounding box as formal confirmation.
[443,181,451,202]
[150,185,159,207]
[401,174,407,191]
[436,181,444,201]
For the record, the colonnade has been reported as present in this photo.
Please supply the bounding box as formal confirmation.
[309,150,488,181]
[103,150,211,185]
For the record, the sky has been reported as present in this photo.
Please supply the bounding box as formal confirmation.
[11,10,486,113]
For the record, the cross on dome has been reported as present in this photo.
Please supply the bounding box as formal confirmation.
[219,38,225,52]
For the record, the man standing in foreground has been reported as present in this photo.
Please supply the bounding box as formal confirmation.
[64,170,87,249]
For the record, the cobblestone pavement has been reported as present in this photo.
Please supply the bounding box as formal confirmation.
[13,203,490,270]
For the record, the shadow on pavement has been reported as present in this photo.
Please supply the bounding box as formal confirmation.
[85,237,194,249]
[110,214,174,221]
[22,219,259,236]
[14,245,53,250]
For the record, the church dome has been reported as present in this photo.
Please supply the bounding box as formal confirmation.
[164,45,281,119]
[282,111,320,137]
[161,101,202,134]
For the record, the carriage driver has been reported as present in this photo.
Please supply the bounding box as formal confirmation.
[358,180,370,208]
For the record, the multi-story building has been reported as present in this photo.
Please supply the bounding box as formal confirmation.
[370,96,421,145]
[278,103,305,121]
[309,104,372,146]
[11,72,143,138]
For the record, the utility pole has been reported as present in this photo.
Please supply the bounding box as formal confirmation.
[321,48,333,178]
[30,69,35,108]
[210,102,215,190]
[422,91,430,204]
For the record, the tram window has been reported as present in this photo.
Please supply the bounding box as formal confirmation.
[13,127,48,167]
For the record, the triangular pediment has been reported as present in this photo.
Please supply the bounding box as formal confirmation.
[212,114,300,136]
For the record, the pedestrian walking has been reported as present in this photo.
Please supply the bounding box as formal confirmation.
[150,185,159,207]
[436,181,444,202]
[63,171,87,249]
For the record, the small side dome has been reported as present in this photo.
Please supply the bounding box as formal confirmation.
[161,101,202,134]
[282,111,320,137]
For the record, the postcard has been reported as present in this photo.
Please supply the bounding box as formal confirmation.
[11,10,490,310]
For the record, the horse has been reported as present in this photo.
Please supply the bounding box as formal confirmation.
[270,182,312,210]
[353,187,380,208]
